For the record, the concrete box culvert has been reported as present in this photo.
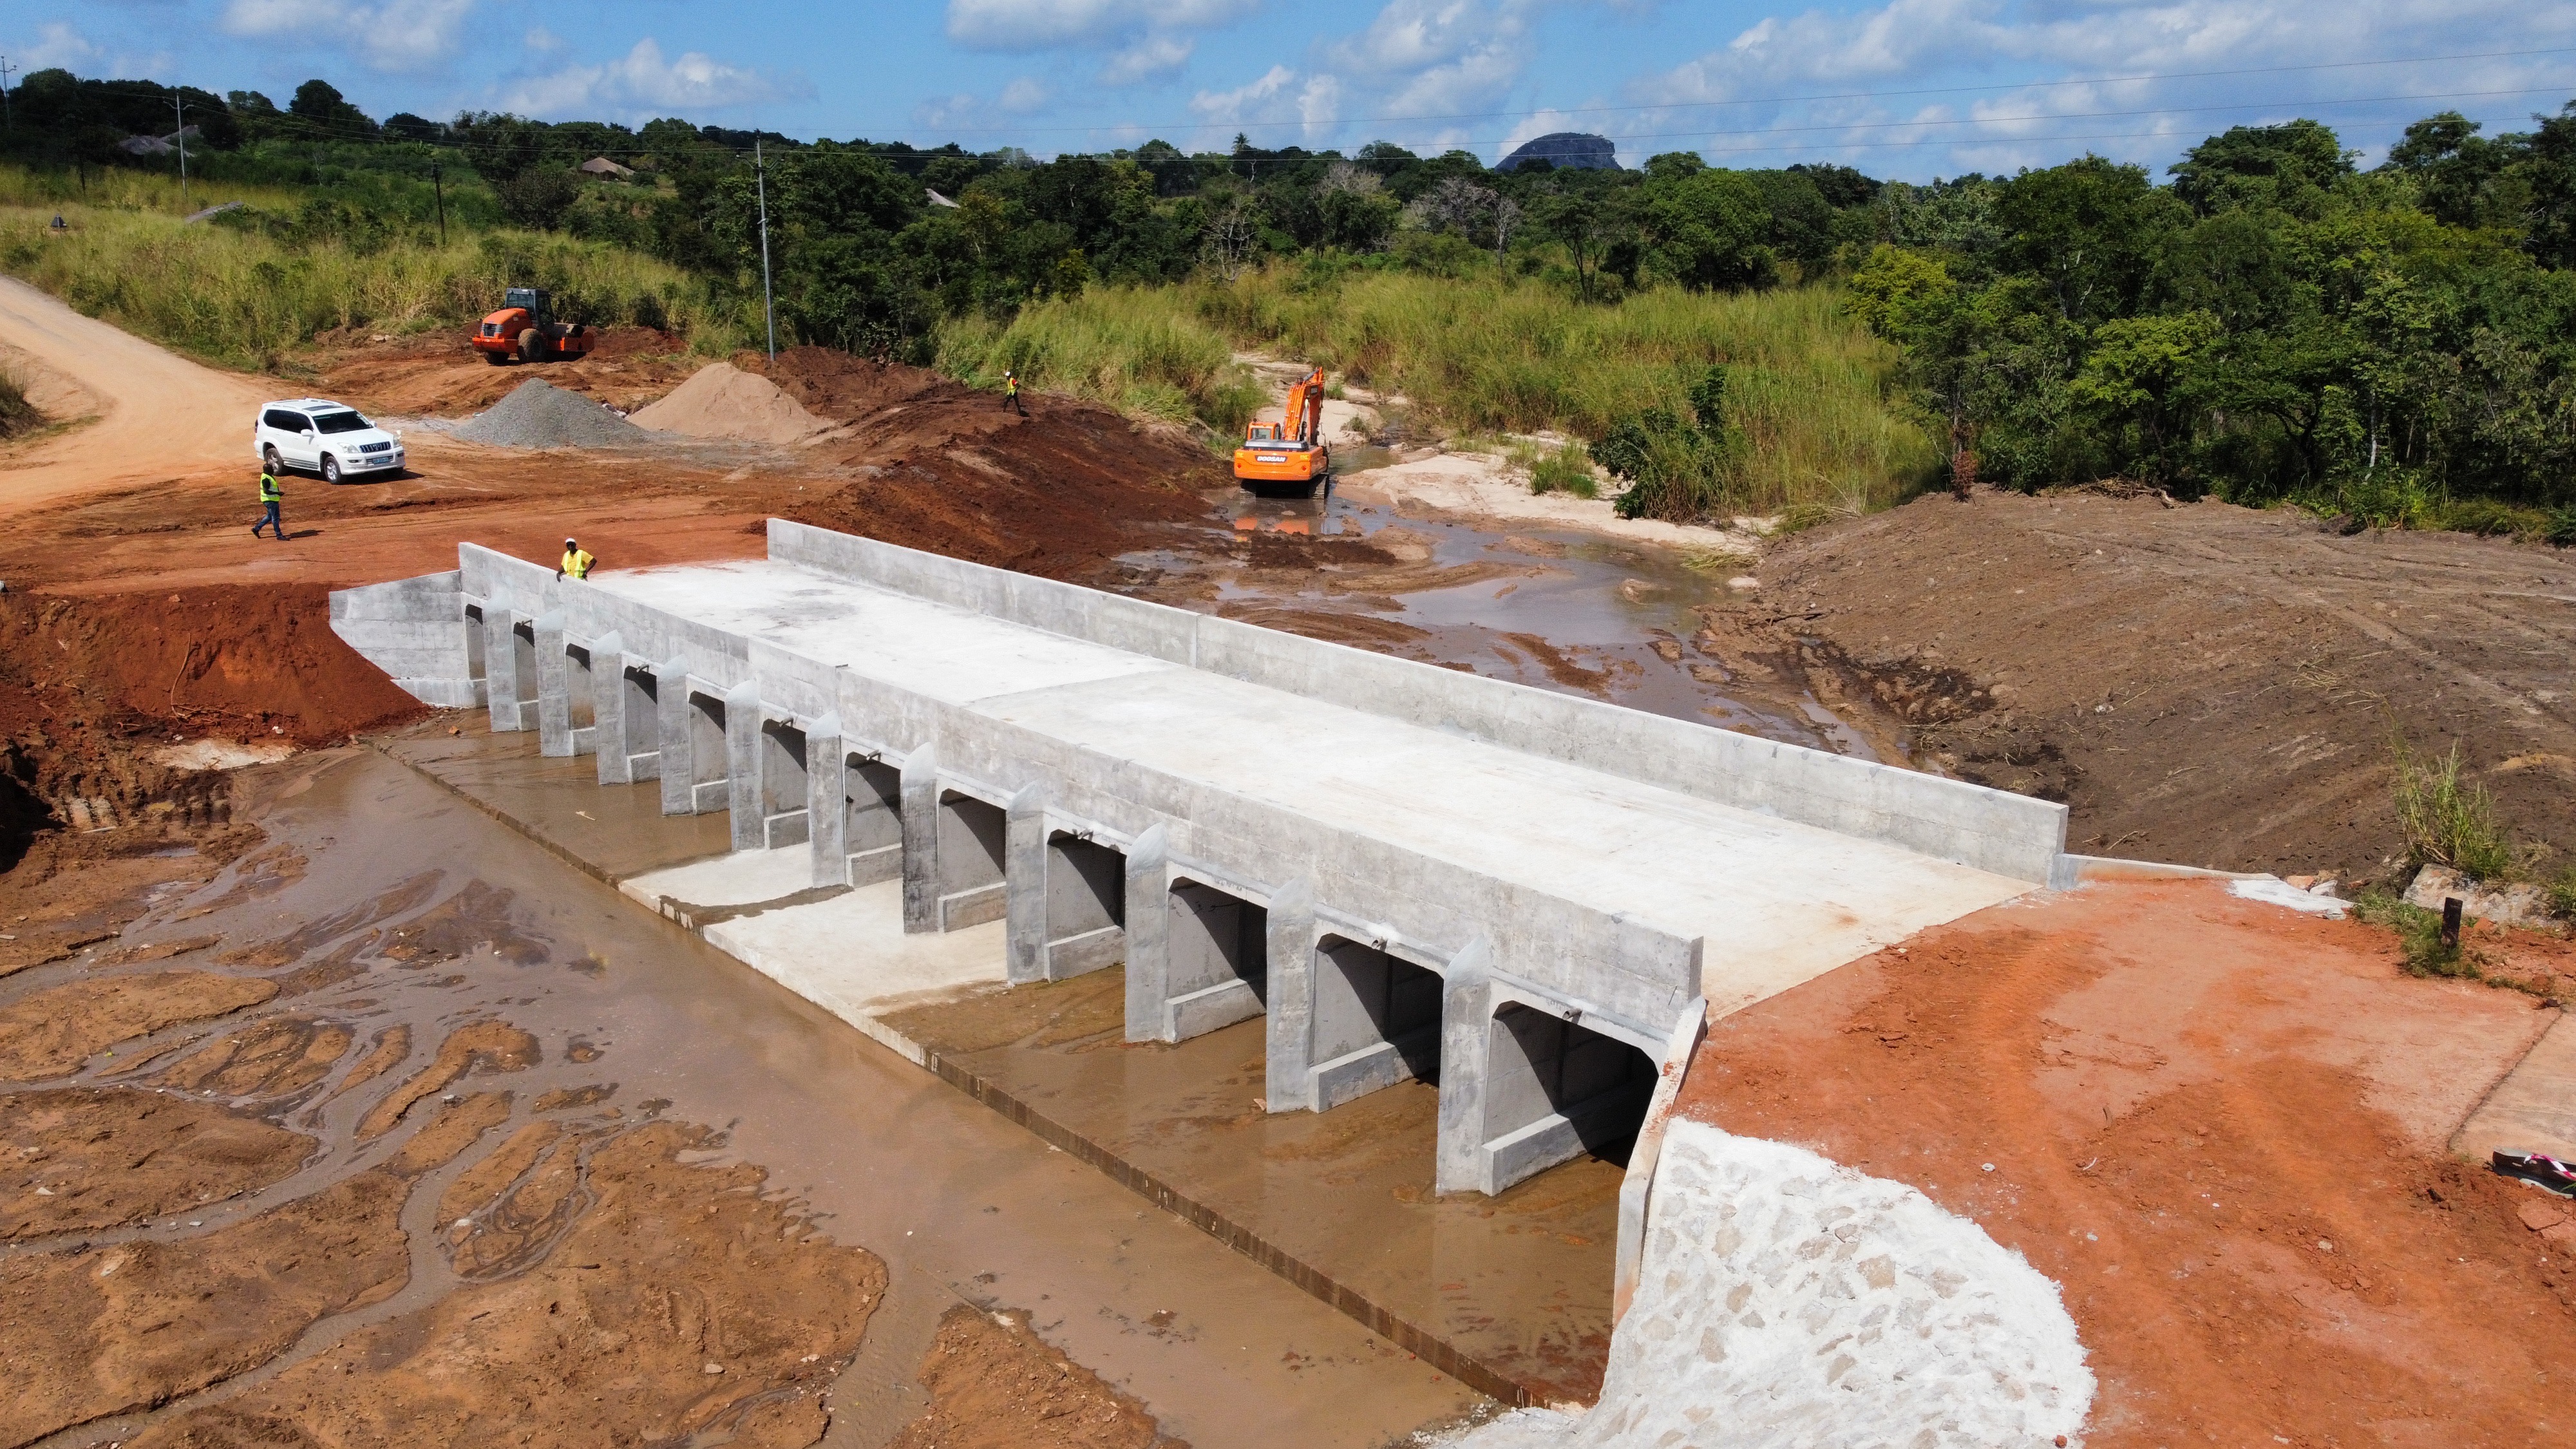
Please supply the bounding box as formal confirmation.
[340,528,2056,1198]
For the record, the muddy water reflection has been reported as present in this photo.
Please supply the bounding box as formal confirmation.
[1163,478,1884,761]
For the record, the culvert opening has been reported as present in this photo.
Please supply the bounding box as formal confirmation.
[1309,936,1442,1110]
[759,720,808,849]
[565,643,597,734]
[935,791,1007,929]
[844,756,902,885]
[618,665,659,775]
[685,690,728,814]
[1484,1004,1660,1182]
[1162,879,1267,1040]
[1041,831,1125,979]
[462,603,486,683]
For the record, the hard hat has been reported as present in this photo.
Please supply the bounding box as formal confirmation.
[565,536,577,545]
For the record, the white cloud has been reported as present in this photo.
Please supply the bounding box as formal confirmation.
[22,20,103,69]
[1625,0,2576,176]
[497,38,792,121]
[1188,62,1297,124]
[1101,34,1194,86]
[944,0,1255,51]
[524,26,563,53]
[222,0,478,72]
[998,77,1048,111]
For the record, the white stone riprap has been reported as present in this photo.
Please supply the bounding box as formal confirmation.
[1444,1119,2092,1448]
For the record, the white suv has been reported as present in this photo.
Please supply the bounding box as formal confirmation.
[254,398,405,483]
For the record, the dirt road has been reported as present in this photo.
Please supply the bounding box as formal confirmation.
[0,276,272,513]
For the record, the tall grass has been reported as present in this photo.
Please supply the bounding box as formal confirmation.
[2391,739,2514,880]
[0,366,35,437]
[1193,266,1940,512]
[0,199,746,370]
[935,287,1265,434]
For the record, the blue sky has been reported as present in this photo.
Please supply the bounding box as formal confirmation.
[19,0,2576,179]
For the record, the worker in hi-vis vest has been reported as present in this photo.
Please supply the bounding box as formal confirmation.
[558,537,594,580]
[251,466,285,540]
[1002,369,1025,417]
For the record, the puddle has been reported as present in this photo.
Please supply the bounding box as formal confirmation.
[1139,484,1885,759]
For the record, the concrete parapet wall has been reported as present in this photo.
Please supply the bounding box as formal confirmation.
[766,520,2065,883]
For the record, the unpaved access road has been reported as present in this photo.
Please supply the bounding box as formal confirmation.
[0,275,271,512]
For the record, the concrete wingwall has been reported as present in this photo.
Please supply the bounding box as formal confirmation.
[328,570,482,709]
[764,521,2067,884]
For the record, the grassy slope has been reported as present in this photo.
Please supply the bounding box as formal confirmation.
[943,268,1938,513]
[0,167,743,371]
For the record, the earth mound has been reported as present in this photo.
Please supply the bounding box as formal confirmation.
[454,378,652,450]
[631,361,840,446]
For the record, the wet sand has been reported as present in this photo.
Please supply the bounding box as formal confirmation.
[0,749,1488,1447]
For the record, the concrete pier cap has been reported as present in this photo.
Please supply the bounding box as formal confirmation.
[334,522,2066,1196]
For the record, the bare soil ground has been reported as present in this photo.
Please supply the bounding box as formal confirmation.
[1676,877,2576,1448]
[1745,488,2576,878]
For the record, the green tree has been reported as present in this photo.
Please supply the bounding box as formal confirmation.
[1640,166,1774,290]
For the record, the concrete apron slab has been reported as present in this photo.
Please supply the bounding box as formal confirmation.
[2454,1007,2576,1164]
[377,719,1600,1404]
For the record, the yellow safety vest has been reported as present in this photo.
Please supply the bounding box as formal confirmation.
[258,471,282,503]
[561,548,594,580]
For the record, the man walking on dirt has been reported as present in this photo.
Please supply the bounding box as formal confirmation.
[1002,370,1025,417]
[558,537,594,581]
[251,464,285,540]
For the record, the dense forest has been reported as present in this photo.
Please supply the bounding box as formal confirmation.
[6,66,2574,526]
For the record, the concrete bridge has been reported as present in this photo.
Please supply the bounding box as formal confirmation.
[333,520,2065,1195]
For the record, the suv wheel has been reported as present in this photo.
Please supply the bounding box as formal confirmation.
[321,453,341,484]
[263,444,282,472]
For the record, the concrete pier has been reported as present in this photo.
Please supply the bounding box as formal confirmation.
[333,521,2065,1195]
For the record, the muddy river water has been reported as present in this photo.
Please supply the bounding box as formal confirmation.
[1134,471,1886,762]
[8,749,1484,1447]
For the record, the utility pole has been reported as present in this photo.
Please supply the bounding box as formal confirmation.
[175,91,189,211]
[754,140,777,361]
[433,163,447,247]
[0,57,17,129]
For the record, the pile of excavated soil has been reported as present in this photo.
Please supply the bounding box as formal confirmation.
[632,360,841,445]
[759,348,1223,579]
[1750,489,2576,877]
[454,377,654,449]
[1674,877,2576,1449]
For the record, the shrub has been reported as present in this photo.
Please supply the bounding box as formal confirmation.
[934,285,1262,433]
[2391,739,2513,880]
[0,367,35,437]
[1517,439,1597,497]
[2353,890,2476,979]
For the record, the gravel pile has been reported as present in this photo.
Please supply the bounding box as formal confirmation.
[455,378,653,449]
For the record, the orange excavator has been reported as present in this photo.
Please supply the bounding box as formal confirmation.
[1233,367,1329,493]
[471,287,599,366]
